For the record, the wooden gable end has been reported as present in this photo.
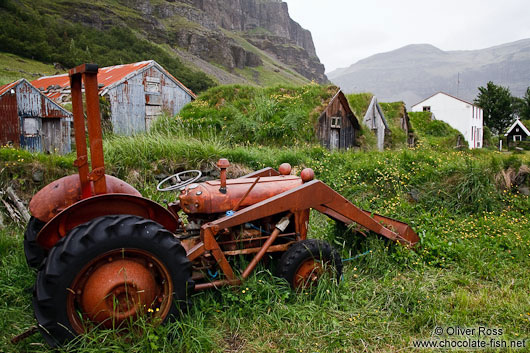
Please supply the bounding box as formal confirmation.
[317,91,360,150]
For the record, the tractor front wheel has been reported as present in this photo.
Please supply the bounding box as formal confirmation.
[33,215,193,347]
[277,239,342,290]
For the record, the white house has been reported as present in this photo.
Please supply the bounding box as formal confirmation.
[411,92,483,149]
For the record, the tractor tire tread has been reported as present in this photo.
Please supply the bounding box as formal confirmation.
[33,214,193,347]
[276,239,342,289]
[24,216,47,269]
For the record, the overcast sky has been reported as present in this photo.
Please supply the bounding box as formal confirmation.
[284,0,530,73]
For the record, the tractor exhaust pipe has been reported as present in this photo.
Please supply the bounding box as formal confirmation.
[217,158,229,194]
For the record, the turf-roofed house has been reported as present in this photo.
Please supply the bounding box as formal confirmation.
[317,90,361,150]
[362,96,390,151]
[0,78,72,154]
[32,60,196,135]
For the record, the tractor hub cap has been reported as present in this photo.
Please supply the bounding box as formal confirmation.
[294,259,323,289]
[80,259,156,326]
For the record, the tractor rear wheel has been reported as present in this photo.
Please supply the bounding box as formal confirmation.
[33,215,193,347]
[24,216,47,269]
[277,239,342,290]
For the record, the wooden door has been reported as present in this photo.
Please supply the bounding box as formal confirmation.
[330,128,340,149]
[41,118,61,153]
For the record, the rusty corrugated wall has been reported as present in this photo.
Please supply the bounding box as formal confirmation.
[0,79,72,153]
[0,88,20,147]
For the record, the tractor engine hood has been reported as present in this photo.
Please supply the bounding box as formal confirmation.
[179,175,303,214]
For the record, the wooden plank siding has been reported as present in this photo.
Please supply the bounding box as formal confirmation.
[363,97,389,151]
[317,90,360,150]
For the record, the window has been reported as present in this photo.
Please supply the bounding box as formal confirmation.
[514,135,522,142]
[330,117,341,128]
[23,117,39,135]
[145,76,161,93]
[423,106,431,112]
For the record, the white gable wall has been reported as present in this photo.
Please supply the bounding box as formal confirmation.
[363,97,387,151]
[411,93,483,149]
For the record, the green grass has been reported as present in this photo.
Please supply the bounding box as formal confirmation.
[0,52,62,86]
[346,92,373,117]
[1,105,530,351]
[155,84,337,146]
[379,102,410,148]
[409,111,468,149]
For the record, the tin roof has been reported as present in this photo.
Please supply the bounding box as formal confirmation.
[0,79,23,97]
[31,60,196,99]
[0,78,72,118]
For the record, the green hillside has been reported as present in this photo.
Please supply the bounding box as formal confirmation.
[0,0,215,92]
[0,52,63,86]
[0,0,314,92]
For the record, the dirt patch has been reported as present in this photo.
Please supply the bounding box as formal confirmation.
[224,332,246,352]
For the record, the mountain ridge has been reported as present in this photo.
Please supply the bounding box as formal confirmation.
[329,39,530,106]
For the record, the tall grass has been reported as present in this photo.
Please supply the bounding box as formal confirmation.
[1,108,529,352]
[152,84,337,146]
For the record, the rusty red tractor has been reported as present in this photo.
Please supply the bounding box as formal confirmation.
[25,64,419,346]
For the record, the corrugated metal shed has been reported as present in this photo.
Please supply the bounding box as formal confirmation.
[0,79,72,154]
[32,60,196,135]
[317,90,360,150]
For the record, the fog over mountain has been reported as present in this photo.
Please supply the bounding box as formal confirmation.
[328,39,530,106]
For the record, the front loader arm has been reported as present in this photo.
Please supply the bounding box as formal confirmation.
[202,179,419,246]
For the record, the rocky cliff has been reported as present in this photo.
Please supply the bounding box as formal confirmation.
[65,0,327,85]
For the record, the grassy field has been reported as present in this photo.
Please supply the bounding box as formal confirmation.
[0,52,62,86]
[0,84,529,351]
[1,141,529,352]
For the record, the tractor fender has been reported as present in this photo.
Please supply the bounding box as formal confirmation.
[29,174,142,223]
[36,193,180,250]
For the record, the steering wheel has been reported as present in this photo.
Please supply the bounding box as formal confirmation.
[156,170,202,192]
